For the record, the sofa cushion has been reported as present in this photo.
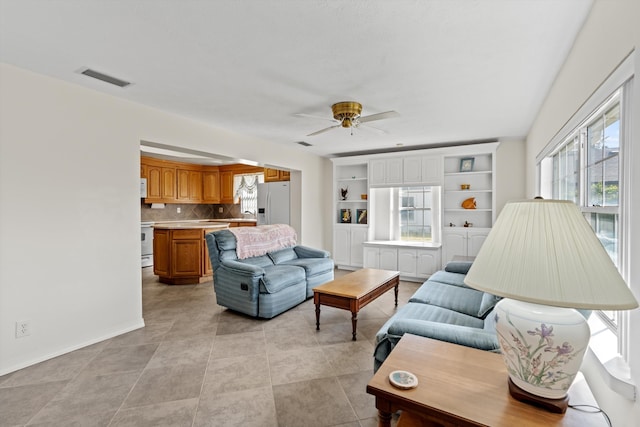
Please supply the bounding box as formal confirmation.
[376,302,485,345]
[260,265,306,294]
[269,247,298,264]
[280,257,334,277]
[444,261,473,274]
[238,255,274,268]
[478,293,502,318]
[214,230,237,251]
[409,281,485,318]
[428,270,468,288]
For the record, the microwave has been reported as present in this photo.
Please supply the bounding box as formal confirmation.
[140,178,147,198]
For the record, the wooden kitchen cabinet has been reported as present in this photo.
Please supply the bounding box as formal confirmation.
[202,169,221,203]
[153,229,171,277]
[176,168,203,203]
[264,168,290,182]
[146,165,176,202]
[171,241,201,277]
[220,171,235,203]
[153,227,225,285]
[142,157,263,205]
[142,157,177,203]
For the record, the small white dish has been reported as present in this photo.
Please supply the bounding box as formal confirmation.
[389,370,418,390]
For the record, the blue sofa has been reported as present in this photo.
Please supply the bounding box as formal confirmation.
[205,229,334,318]
[373,261,501,371]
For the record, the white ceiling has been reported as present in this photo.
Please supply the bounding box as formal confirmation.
[0,0,593,158]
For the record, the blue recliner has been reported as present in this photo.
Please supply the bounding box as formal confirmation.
[205,229,334,318]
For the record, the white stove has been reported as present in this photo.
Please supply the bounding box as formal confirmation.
[141,221,154,267]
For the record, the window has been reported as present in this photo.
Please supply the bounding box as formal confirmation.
[398,187,435,242]
[233,173,263,214]
[539,90,623,332]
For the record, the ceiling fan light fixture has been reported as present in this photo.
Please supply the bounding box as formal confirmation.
[332,101,362,128]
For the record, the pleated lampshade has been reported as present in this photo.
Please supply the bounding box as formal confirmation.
[464,199,638,310]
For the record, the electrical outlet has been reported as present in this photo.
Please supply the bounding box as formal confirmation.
[218,207,223,213]
[15,320,31,338]
[177,207,181,214]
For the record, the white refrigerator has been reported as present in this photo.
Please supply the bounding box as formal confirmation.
[257,182,290,225]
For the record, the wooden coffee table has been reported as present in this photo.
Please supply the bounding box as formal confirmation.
[367,334,608,427]
[313,268,400,341]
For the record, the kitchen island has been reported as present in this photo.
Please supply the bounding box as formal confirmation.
[152,222,231,285]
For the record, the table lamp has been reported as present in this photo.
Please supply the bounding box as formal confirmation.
[464,199,638,413]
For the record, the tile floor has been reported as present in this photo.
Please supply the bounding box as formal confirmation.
[0,268,419,427]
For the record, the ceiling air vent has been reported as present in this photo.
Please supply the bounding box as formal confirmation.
[296,141,312,147]
[79,68,131,88]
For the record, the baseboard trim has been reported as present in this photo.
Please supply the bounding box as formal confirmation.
[0,318,145,376]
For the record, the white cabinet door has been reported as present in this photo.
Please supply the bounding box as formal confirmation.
[371,158,403,186]
[385,158,403,185]
[350,228,368,267]
[379,247,398,270]
[421,156,442,185]
[397,248,417,276]
[416,249,438,277]
[403,156,442,185]
[467,230,489,257]
[369,159,386,186]
[333,227,351,266]
[403,157,422,184]
[363,246,379,269]
[442,229,467,266]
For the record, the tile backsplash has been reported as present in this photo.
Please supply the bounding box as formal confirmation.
[141,202,244,222]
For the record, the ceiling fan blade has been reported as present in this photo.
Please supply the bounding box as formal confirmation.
[294,113,337,123]
[307,124,341,136]
[358,110,400,123]
[356,123,387,134]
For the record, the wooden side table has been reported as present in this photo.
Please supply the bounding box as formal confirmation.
[366,334,608,427]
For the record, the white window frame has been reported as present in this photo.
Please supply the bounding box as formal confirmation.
[535,54,635,398]
[397,186,435,242]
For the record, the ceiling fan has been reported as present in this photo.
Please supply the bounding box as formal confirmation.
[297,101,399,136]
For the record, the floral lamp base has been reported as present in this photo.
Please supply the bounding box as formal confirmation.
[494,299,590,410]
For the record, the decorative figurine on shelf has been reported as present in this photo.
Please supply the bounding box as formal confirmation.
[340,187,349,200]
[461,197,476,209]
[449,222,456,227]
[464,221,473,227]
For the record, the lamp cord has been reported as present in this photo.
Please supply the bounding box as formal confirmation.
[568,404,612,427]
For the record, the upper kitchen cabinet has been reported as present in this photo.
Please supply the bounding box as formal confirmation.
[176,167,203,203]
[220,171,235,204]
[264,168,290,182]
[142,157,177,203]
[202,168,221,203]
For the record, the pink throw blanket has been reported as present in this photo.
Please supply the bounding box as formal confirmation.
[229,224,297,259]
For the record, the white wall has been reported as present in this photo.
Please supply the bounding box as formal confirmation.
[526,1,640,425]
[495,140,526,214]
[0,63,331,375]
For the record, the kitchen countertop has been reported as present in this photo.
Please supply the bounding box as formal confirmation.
[152,222,230,230]
[149,218,257,229]
[206,218,257,224]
